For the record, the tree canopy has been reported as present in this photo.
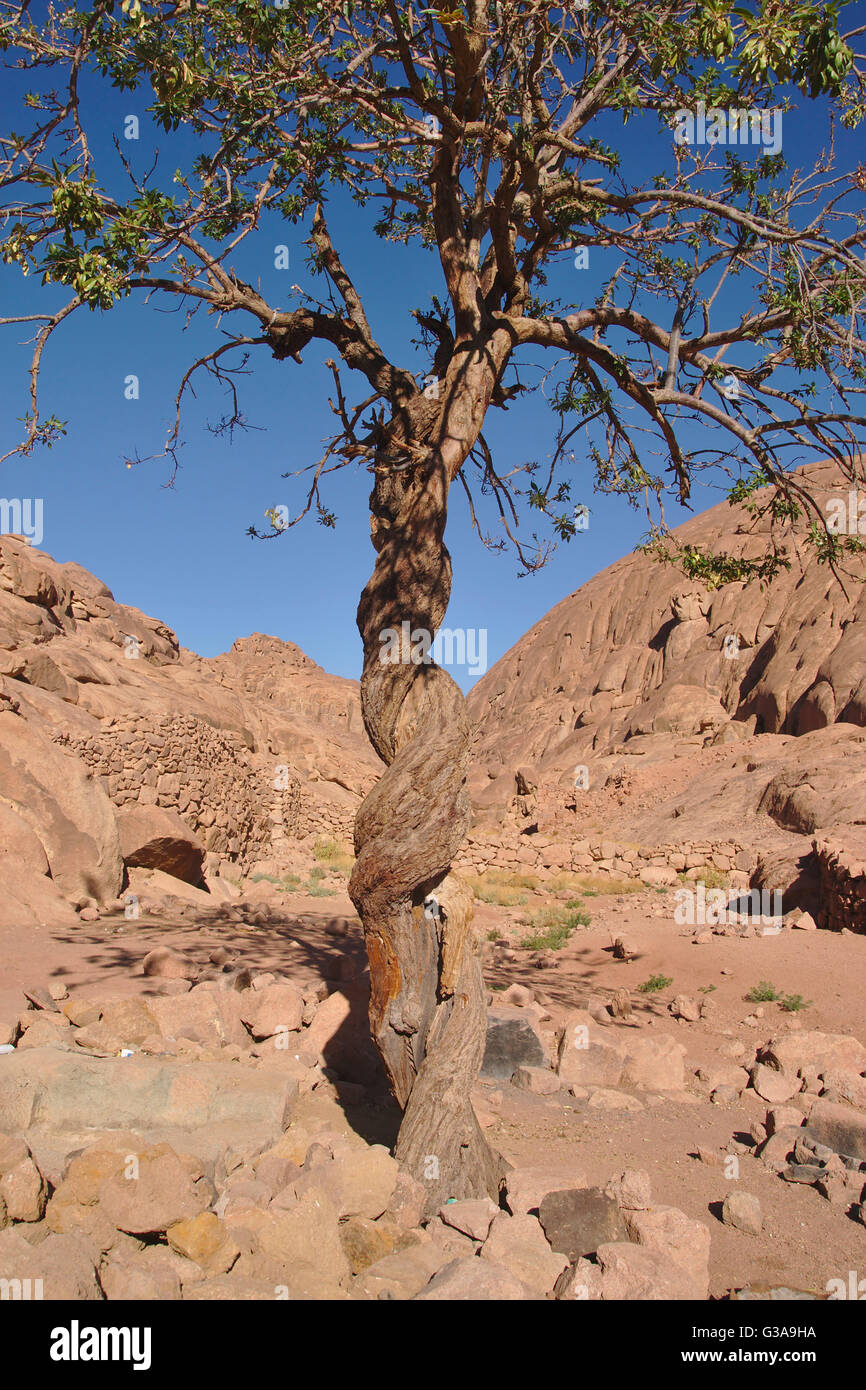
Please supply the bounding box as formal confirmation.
[2,0,865,581]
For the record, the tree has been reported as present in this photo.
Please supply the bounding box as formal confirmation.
[1,0,865,1208]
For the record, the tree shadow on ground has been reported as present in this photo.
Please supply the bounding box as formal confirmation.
[41,901,400,1150]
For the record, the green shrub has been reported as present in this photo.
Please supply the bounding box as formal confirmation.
[521,906,591,951]
[780,993,812,1013]
[637,973,673,994]
[746,981,782,1003]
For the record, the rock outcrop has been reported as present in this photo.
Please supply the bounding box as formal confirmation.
[466,459,865,929]
[0,533,382,923]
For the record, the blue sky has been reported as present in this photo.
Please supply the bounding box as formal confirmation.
[0,30,861,692]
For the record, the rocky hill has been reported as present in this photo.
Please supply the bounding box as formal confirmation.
[463,459,865,930]
[0,534,382,928]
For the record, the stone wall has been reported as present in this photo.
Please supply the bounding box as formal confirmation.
[454,826,754,883]
[56,713,297,869]
[56,713,361,869]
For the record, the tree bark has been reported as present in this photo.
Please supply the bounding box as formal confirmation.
[348,445,503,1213]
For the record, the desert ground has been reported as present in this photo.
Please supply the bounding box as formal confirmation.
[2,860,864,1300]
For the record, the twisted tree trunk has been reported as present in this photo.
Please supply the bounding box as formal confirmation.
[348,439,503,1213]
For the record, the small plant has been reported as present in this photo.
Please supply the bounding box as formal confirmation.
[637,973,673,994]
[486,929,505,942]
[309,865,326,882]
[467,873,529,907]
[303,879,336,897]
[251,871,301,891]
[545,872,581,894]
[676,867,728,890]
[311,837,354,874]
[311,837,340,861]
[780,993,812,1013]
[746,981,783,1003]
[698,983,716,994]
[699,868,729,890]
[521,905,591,951]
[509,872,541,891]
[565,897,583,909]
[572,874,643,896]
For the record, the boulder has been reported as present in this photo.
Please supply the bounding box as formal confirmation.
[72,996,160,1052]
[555,1010,625,1088]
[623,1205,711,1298]
[537,1187,628,1262]
[0,1049,296,1136]
[572,1242,700,1300]
[147,985,248,1048]
[504,1167,589,1216]
[338,1216,420,1275]
[116,805,205,884]
[479,1211,569,1294]
[166,1212,241,1274]
[227,1189,350,1289]
[751,1063,798,1105]
[96,1144,212,1235]
[437,1198,499,1242]
[722,1191,763,1235]
[604,1169,653,1211]
[0,712,122,908]
[482,1007,547,1080]
[0,1133,46,1222]
[99,1254,181,1301]
[415,1256,536,1300]
[241,981,304,1041]
[802,1098,866,1161]
[621,1034,687,1091]
[511,1065,560,1095]
[354,1245,448,1300]
[290,1143,399,1221]
[759,1031,866,1081]
[141,947,194,981]
[0,1227,100,1300]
